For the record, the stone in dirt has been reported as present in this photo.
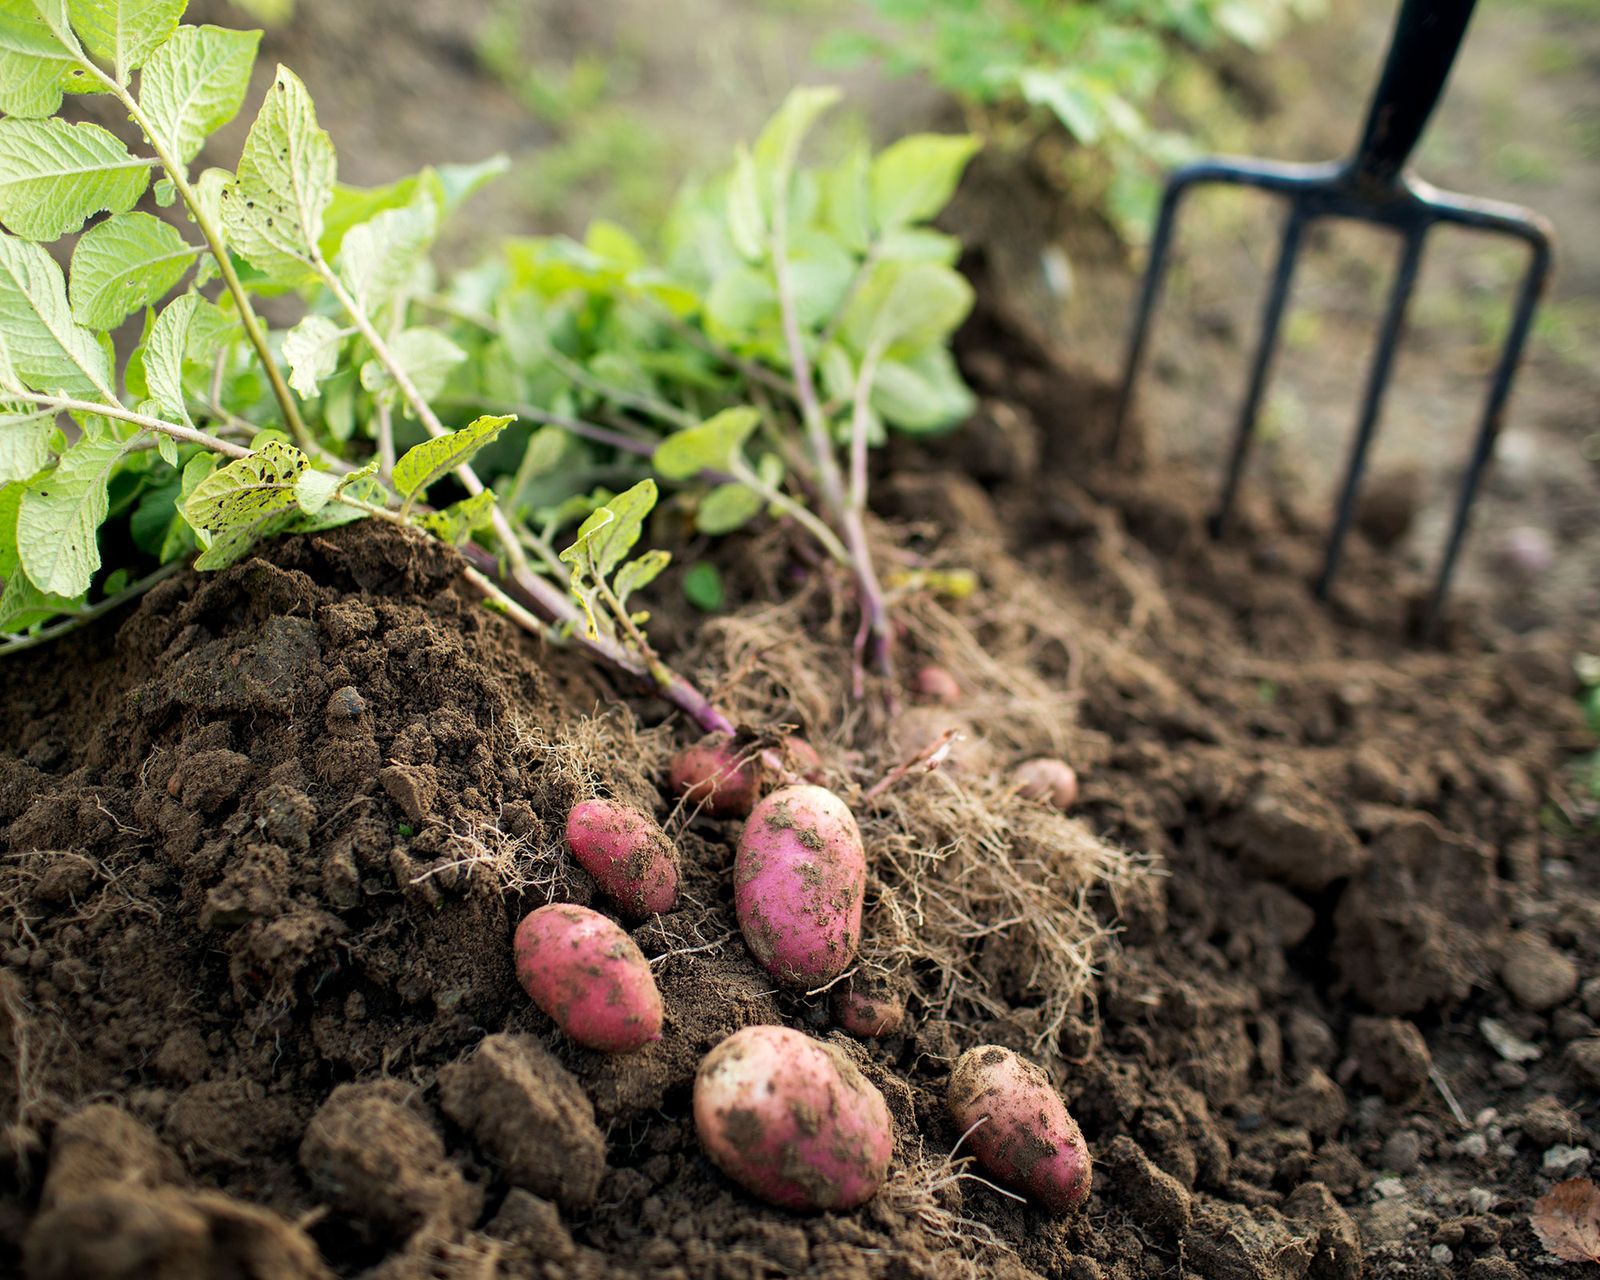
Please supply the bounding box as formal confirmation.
[1500,931,1580,1012]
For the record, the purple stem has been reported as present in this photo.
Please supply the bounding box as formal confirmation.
[457,542,735,735]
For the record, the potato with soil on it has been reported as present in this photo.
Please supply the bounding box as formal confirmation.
[1012,757,1079,811]
[693,1025,892,1211]
[946,1045,1092,1214]
[670,734,823,817]
[513,905,663,1053]
[734,785,865,988]
[832,975,908,1039]
[564,799,679,917]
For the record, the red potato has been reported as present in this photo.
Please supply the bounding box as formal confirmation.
[694,1025,892,1211]
[946,1045,1092,1214]
[670,735,759,818]
[911,664,963,706]
[564,799,679,917]
[1012,757,1079,811]
[734,785,865,988]
[670,735,825,818]
[832,977,907,1039]
[513,905,663,1053]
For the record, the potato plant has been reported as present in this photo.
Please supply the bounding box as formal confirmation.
[0,1,980,720]
[823,0,1322,238]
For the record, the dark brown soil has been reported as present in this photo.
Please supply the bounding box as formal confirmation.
[0,307,1596,1280]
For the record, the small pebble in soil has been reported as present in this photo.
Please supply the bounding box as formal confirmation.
[1431,1244,1454,1265]
[1541,1144,1593,1177]
[1462,1188,1494,1213]
[1453,1134,1489,1161]
[1492,1062,1528,1088]
[1380,1130,1423,1174]
[326,686,366,719]
[1518,1096,1580,1149]
[1373,1176,1407,1199]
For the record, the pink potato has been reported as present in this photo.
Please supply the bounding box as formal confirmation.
[1012,757,1079,811]
[832,977,907,1039]
[734,785,865,988]
[694,1025,892,1210]
[946,1045,1092,1214]
[670,735,759,817]
[670,735,825,818]
[513,904,663,1053]
[911,664,963,706]
[565,799,679,917]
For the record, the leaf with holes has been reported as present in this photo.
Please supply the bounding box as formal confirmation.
[221,65,333,279]
[0,2,85,119]
[419,488,495,545]
[183,438,308,533]
[0,117,152,241]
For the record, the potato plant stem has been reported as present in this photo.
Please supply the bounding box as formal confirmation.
[770,217,894,686]
[91,67,316,458]
[0,562,184,655]
[320,257,734,735]
[10,393,252,458]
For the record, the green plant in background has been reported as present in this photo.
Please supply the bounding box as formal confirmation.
[1575,653,1600,802]
[823,0,1321,240]
[0,3,978,716]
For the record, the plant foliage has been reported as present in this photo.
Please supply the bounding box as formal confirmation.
[0,1,980,716]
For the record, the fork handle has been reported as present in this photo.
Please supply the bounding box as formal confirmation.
[1349,0,1478,187]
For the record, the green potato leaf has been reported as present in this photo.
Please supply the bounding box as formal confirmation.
[68,211,194,329]
[392,413,513,500]
[652,406,759,481]
[868,133,980,231]
[0,117,152,241]
[16,434,124,596]
[139,24,261,167]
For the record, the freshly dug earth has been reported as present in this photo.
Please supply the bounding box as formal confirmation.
[1,312,1596,1279]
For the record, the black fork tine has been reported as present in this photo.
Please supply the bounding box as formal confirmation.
[1316,228,1427,597]
[1212,201,1309,537]
[1419,189,1554,634]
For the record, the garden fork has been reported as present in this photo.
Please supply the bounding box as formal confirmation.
[1112,0,1553,632]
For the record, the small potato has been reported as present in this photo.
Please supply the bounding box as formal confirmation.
[514,905,662,1053]
[670,735,758,817]
[832,977,907,1039]
[735,786,865,988]
[946,1045,1091,1213]
[911,664,963,706]
[694,1025,892,1210]
[670,735,825,818]
[565,799,679,917]
[1012,757,1079,811]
